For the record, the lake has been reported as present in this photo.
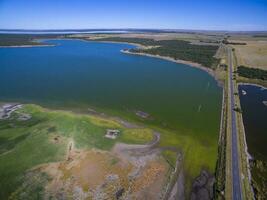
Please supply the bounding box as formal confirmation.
[0,39,222,172]
[238,84,267,197]
[238,85,267,161]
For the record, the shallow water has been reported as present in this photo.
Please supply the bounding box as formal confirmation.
[0,39,222,142]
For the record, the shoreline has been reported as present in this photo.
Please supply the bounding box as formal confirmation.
[63,38,145,48]
[238,82,267,90]
[87,40,145,48]
[121,49,217,79]
[237,82,256,198]
[85,39,224,87]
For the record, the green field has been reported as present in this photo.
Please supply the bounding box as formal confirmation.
[0,104,155,198]
[0,103,219,198]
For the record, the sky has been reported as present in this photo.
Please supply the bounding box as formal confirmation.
[0,0,266,31]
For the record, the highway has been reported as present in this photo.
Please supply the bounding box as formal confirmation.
[228,48,243,200]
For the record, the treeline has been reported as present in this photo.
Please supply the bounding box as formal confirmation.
[94,37,219,68]
[253,35,267,38]
[94,37,157,46]
[199,39,220,44]
[0,34,65,46]
[237,66,267,80]
[0,34,38,46]
[222,39,246,45]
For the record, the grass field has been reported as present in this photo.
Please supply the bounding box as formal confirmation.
[229,35,267,87]
[70,31,224,43]
[0,104,156,198]
[112,110,219,195]
[118,128,153,144]
[0,103,220,198]
[231,40,267,70]
[96,105,220,190]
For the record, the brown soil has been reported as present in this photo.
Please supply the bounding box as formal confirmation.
[42,149,132,198]
[132,160,168,199]
[39,145,169,199]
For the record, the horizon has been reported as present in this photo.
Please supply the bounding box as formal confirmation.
[0,0,267,31]
[1,28,267,33]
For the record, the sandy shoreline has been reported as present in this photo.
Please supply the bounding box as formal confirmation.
[81,39,223,85]
[88,39,223,85]
[85,39,146,48]
[238,82,267,90]
[121,49,216,78]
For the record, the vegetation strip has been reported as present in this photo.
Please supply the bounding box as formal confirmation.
[92,37,219,68]
[237,66,267,81]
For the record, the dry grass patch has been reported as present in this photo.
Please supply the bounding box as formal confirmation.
[40,148,169,199]
[232,40,267,70]
[131,160,168,199]
[43,150,132,191]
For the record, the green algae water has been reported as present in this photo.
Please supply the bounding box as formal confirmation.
[0,39,222,174]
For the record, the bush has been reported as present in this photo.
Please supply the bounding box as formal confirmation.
[237,66,267,80]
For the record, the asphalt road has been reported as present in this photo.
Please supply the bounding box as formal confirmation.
[228,48,243,200]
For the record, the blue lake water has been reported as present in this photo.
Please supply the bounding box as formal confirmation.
[0,39,222,143]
